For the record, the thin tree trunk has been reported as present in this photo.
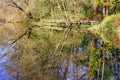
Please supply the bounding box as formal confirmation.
[75,66,78,80]
[103,6,107,16]
[101,54,105,80]
[63,51,70,80]
[75,59,78,80]
[71,0,75,13]
[75,44,78,80]
[98,59,101,80]
[16,72,19,80]
[56,64,59,80]
[103,0,109,16]
[101,61,105,80]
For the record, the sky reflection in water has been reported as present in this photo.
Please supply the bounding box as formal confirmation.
[0,47,13,80]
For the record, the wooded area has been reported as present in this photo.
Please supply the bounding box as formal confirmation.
[0,0,120,80]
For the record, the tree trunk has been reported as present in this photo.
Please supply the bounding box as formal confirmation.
[103,6,108,16]
[97,59,101,80]
[63,50,71,80]
[103,0,109,16]
[101,61,105,80]
[101,53,105,80]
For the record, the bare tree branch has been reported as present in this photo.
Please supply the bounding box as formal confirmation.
[5,0,24,11]
[10,30,28,44]
[10,24,41,44]
[5,0,40,21]
[12,1,24,11]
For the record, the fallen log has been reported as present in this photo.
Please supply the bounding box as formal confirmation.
[49,20,100,25]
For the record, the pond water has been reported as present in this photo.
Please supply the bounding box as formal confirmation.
[0,47,13,80]
[0,23,22,80]
[0,23,120,80]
